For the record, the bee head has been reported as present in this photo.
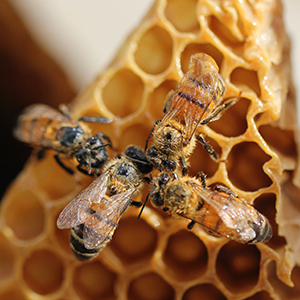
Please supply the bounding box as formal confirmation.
[125,146,153,174]
[76,134,110,172]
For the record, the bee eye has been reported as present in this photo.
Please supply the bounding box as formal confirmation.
[152,193,164,207]
[166,132,172,140]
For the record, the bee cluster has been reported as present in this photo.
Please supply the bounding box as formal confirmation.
[1,0,299,299]
[14,53,272,262]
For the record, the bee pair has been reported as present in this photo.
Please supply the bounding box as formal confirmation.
[14,101,154,260]
[143,53,272,245]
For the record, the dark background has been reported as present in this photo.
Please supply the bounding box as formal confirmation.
[0,1,76,198]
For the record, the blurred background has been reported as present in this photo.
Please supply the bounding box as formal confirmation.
[1,0,299,197]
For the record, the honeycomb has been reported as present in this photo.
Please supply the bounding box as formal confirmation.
[1,0,300,299]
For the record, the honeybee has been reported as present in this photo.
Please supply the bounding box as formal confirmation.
[57,146,153,260]
[147,172,272,244]
[14,104,113,176]
[146,53,239,174]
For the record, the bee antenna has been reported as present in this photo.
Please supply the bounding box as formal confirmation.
[93,142,111,150]
[125,156,149,165]
[138,193,150,220]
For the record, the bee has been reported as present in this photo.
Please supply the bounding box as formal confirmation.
[14,104,113,176]
[57,146,153,260]
[146,53,239,174]
[146,172,272,244]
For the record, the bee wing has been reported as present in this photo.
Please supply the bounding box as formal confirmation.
[190,182,249,230]
[56,169,110,229]
[83,187,136,249]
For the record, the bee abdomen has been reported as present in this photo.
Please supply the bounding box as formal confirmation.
[70,226,111,261]
[248,215,273,244]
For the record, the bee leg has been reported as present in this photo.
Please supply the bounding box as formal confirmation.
[214,185,237,197]
[59,104,72,119]
[187,220,195,230]
[131,200,142,208]
[180,156,188,176]
[196,134,218,161]
[163,207,169,212]
[54,154,80,182]
[196,172,207,188]
[35,148,46,160]
[138,193,150,220]
[78,116,112,124]
[76,165,99,177]
[145,120,160,151]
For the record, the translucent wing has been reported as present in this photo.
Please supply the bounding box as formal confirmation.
[189,181,252,230]
[56,169,110,229]
[82,187,136,249]
[162,55,225,140]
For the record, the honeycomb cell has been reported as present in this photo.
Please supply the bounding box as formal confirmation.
[164,0,200,33]
[216,242,260,293]
[148,80,177,120]
[23,249,64,295]
[230,67,261,97]
[163,230,208,281]
[0,235,15,280]
[109,216,157,263]
[134,26,173,75]
[33,151,77,200]
[5,190,44,240]
[128,272,175,300]
[119,124,151,149]
[227,142,273,191]
[73,261,117,300]
[182,283,226,300]
[102,69,144,117]
[0,289,26,300]
[188,136,220,177]
[253,193,286,250]
[181,43,223,74]
[259,125,297,157]
[268,262,300,300]
[244,291,273,300]
[209,96,250,137]
[208,16,245,49]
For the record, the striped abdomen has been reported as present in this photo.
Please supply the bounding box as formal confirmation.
[70,224,112,261]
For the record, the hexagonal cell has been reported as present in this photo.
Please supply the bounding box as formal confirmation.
[5,189,44,240]
[209,96,250,137]
[181,43,223,74]
[134,26,173,75]
[227,142,273,191]
[259,125,297,157]
[163,230,208,281]
[216,242,260,294]
[268,261,300,300]
[230,67,261,97]
[109,216,157,264]
[208,16,245,53]
[148,80,177,120]
[119,124,151,149]
[73,261,117,300]
[244,291,273,300]
[0,234,15,281]
[102,68,144,117]
[22,249,64,295]
[164,0,200,33]
[32,151,77,200]
[0,289,26,300]
[188,136,220,178]
[182,283,226,300]
[128,272,175,300]
[253,193,286,250]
